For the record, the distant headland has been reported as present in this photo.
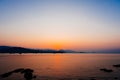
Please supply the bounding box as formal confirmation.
[0,46,120,53]
[0,46,76,53]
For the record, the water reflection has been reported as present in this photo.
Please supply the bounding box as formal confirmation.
[0,53,120,80]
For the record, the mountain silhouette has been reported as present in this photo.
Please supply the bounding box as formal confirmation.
[0,46,75,53]
[0,46,120,53]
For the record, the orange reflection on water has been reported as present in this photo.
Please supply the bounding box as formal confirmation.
[52,54,62,69]
[0,54,120,79]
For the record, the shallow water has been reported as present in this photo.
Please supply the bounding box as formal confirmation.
[0,53,120,80]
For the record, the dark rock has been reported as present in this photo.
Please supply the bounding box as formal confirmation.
[0,72,13,78]
[90,79,96,80]
[113,64,120,68]
[24,72,33,80]
[114,77,118,79]
[0,68,36,80]
[21,69,33,74]
[13,68,25,73]
[33,75,36,78]
[100,68,113,72]
[22,69,35,80]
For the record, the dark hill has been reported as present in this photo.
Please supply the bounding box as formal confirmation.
[0,46,40,53]
[0,46,68,53]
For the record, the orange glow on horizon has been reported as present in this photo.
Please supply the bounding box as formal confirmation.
[0,37,120,50]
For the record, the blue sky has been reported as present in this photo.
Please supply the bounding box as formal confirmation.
[0,0,120,50]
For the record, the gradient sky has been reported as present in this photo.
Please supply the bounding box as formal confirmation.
[0,0,120,51]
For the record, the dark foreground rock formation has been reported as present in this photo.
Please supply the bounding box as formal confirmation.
[0,68,36,80]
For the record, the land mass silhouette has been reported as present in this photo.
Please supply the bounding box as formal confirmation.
[0,46,120,53]
[0,46,76,53]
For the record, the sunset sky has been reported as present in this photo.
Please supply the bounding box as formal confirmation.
[0,0,120,51]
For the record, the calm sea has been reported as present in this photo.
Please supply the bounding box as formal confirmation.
[0,53,120,80]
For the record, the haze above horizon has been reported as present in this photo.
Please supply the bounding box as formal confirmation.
[0,0,120,51]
